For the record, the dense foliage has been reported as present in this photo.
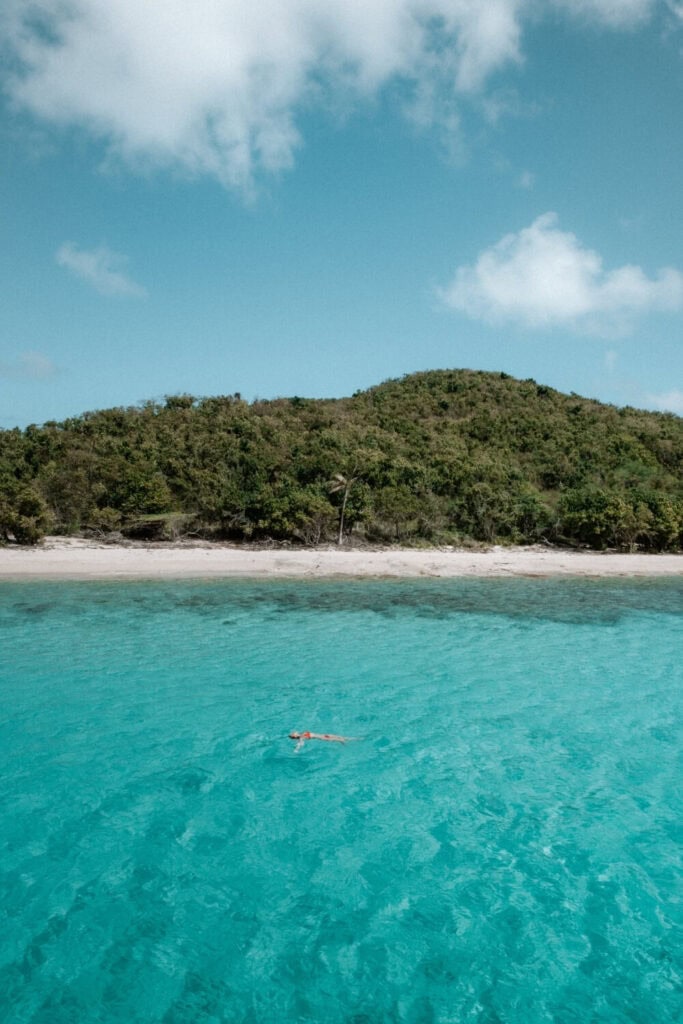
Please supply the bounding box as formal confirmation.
[1,370,682,549]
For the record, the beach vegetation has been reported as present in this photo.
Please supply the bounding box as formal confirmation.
[1,369,681,550]
[0,482,52,545]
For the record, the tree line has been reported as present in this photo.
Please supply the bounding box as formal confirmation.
[1,369,682,550]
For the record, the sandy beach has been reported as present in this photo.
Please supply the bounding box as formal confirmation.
[0,536,681,579]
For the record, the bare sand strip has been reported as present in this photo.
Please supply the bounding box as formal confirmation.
[0,537,681,580]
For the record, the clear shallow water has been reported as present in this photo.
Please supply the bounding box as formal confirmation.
[1,578,682,1024]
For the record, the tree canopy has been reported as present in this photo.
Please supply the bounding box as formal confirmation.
[2,370,682,550]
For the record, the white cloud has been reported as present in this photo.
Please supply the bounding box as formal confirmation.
[647,389,683,414]
[0,0,661,192]
[517,169,535,189]
[0,351,58,379]
[440,212,683,335]
[56,242,146,297]
[1,0,524,192]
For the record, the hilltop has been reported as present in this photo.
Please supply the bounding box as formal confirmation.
[1,369,681,550]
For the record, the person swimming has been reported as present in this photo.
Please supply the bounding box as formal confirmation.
[289,730,356,750]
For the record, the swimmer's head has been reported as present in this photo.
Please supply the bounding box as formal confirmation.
[289,731,300,740]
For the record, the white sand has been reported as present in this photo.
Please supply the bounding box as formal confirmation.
[0,536,681,579]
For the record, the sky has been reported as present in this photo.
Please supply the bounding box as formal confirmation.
[1,0,682,428]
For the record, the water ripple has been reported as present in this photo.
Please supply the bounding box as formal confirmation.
[1,579,681,1023]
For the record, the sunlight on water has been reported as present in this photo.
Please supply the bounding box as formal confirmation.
[1,579,682,1023]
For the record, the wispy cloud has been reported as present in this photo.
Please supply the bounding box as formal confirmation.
[0,351,59,380]
[604,349,618,373]
[646,389,683,414]
[56,243,146,297]
[0,0,665,193]
[553,0,656,28]
[439,212,683,336]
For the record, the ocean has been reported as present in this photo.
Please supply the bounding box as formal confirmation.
[1,578,682,1023]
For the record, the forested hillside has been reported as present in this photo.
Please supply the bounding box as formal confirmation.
[1,370,682,549]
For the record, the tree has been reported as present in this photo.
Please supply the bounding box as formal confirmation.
[0,484,52,545]
[371,485,422,541]
[328,472,358,546]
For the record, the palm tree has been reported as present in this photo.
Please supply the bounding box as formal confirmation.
[328,472,357,546]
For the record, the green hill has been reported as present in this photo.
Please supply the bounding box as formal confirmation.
[2,369,682,549]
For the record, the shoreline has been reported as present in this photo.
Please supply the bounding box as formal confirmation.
[0,537,681,580]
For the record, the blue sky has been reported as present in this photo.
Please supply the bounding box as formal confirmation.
[1,0,682,428]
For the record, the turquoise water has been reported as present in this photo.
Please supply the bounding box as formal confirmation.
[1,578,682,1024]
